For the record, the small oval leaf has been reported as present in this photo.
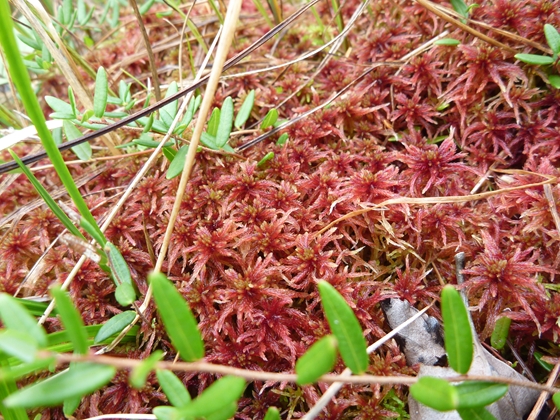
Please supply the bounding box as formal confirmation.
[410,376,458,412]
[207,107,221,137]
[457,407,497,420]
[490,316,511,350]
[515,53,555,66]
[544,24,560,55]
[93,66,108,118]
[166,145,189,179]
[149,272,204,361]
[115,282,137,306]
[156,369,191,408]
[153,406,179,420]
[261,108,278,130]
[4,363,116,408]
[63,120,92,160]
[548,74,560,89]
[435,38,460,46]
[456,381,508,409]
[317,281,368,374]
[441,285,473,374]
[104,242,133,286]
[0,330,38,363]
[50,286,89,355]
[296,335,338,385]
[553,393,560,410]
[0,294,47,347]
[234,90,255,129]
[179,376,245,418]
[94,310,136,344]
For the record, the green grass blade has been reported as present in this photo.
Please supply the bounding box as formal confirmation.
[317,281,368,374]
[441,285,473,374]
[0,357,29,420]
[0,0,103,240]
[50,286,89,355]
[149,272,204,361]
[3,363,115,408]
[0,294,47,347]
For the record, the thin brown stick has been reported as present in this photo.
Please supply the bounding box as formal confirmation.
[128,0,162,101]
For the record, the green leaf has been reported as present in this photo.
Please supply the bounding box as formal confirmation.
[200,132,218,149]
[80,217,106,247]
[216,97,233,147]
[317,281,368,374]
[50,286,89,355]
[45,96,74,117]
[153,406,180,420]
[257,152,275,168]
[534,351,553,372]
[94,310,136,344]
[515,53,555,66]
[449,0,468,18]
[68,87,77,118]
[156,369,191,408]
[263,407,281,420]
[63,120,92,160]
[490,317,511,350]
[178,376,245,418]
[234,90,255,129]
[457,406,497,420]
[115,282,137,306]
[295,335,337,385]
[104,242,134,288]
[0,330,38,363]
[166,145,189,179]
[63,395,81,417]
[93,67,108,118]
[276,133,288,146]
[161,82,179,121]
[261,108,278,130]
[130,350,164,389]
[548,74,560,89]
[4,363,115,408]
[435,38,461,46]
[544,24,560,55]
[149,272,204,361]
[9,150,85,241]
[553,393,560,410]
[207,107,221,137]
[139,0,157,14]
[0,294,47,347]
[441,285,473,374]
[410,376,458,412]
[455,381,508,408]
[205,401,237,420]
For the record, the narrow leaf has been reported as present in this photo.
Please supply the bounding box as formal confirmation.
[63,120,92,160]
[156,369,191,408]
[104,242,134,287]
[435,38,460,46]
[45,96,74,116]
[257,152,274,168]
[544,24,560,55]
[441,285,473,374]
[515,53,555,65]
[130,350,164,389]
[295,335,337,385]
[0,293,47,347]
[261,108,278,130]
[409,376,458,412]
[166,145,189,179]
[4,363,115,408]
[149,272,204,361]
[0,330,38,363]
[207,108,220,137]
[153,406,179,420]
[201,132,219,150]
[115,282,137,306]
[50,286,89,355]
[263,407,281,420]
[490,317,511,350]
[548,74,560,89]
[234,90,255,128]
[317,281,368,374]
[455,381,508,408]
[161,82,179,119]
[215,97,233,147]
[449,0,468,18]
[179,376,245,418]
[94,311,136,344]
[63,395,81,417]
[457,407,497,420]
[93,67,108,118]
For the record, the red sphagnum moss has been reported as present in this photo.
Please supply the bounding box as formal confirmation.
[2,0,560,418]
